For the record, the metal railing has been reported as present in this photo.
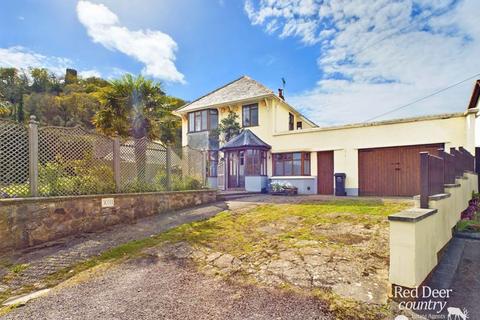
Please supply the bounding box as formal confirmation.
[420,147,475,208]
[0,116,207,198]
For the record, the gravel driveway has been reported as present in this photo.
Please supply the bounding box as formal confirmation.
[2,255,332,320]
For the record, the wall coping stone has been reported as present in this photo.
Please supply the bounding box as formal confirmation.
[388,208,438,222]
[270,176,315,180]
[464,170,477,175]
[413,193,451,201]
[444,184,461,188]
[456,176,468,180]
[429,193,451,201]
[0,189,217,205]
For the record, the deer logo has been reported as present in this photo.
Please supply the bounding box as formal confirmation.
[447,307,469,320]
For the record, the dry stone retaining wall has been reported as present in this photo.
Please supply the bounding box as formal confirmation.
[0,190,216,252]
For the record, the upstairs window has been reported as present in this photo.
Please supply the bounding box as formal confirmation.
[242,104,258,127]
[273,152,311,176]
[297,121,302,130]
[188,109,218,132]
[289,113,294,131]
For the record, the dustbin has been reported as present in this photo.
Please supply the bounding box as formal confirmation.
[334,173,346,196]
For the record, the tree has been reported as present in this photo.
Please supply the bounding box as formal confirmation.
[93,74,165,139]
[29,68,62,94]
[0,68,28,121]
[92,74,181,181]
[215,111,242,143]
[0,100,11,118]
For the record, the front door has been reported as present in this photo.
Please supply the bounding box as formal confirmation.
[317,151,334,195]
[227,150,245,189]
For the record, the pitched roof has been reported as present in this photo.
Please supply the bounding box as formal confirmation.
[220,129,271,150]
[176,76,274,113]
[467,80,480,109]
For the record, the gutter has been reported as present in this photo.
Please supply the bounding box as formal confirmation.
[273,111,467,137]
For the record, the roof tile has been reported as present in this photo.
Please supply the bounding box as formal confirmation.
[176,76,273,113]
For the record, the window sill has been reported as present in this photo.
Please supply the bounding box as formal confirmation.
[270,176,314,179]
[188,130,209,133]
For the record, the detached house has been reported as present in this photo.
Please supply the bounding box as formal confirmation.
[174,76,479,197]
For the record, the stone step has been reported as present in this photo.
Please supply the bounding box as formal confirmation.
[216,192,261,201]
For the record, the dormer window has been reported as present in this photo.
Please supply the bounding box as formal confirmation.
[188,109,218,132]
[289,113,294,131]
[242,103,258,127]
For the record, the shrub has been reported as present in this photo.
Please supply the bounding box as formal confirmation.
[38,155,115,196]
[270,182,293,192]
[171,175,202,191]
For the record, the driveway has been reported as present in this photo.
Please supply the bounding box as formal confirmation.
[1,194,409,319]
[2,255,332,320]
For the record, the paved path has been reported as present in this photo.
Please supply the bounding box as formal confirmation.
[445,238,480,317]
[0,201,229,294]
[2,254,332,320]
[420,236,480,318]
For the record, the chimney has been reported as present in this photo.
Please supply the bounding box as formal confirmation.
[278,88,284,100]
[65,68,78,85]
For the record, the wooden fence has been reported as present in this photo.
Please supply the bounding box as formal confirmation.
[420,147,475,208]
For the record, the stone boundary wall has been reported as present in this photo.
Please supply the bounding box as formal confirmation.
[0,189,217,252]
[388,172,478,288]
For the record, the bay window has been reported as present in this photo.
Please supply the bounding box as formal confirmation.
[273,152,311,176]
[188,109,218,132]
[245,149,267,176]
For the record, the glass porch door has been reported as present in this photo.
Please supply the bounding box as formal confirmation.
[227,150,245,189]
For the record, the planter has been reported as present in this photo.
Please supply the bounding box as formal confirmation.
[271,187,298,196]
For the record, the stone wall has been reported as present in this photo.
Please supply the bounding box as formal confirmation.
[0,190,217,252]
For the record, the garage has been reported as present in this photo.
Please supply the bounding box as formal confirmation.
[358,144,444,196]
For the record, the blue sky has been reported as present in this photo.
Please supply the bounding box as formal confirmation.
[1,0,480,125]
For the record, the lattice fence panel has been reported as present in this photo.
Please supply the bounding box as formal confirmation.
[0,120,29,198]
[38,126,115,196]
[119,138,168,192]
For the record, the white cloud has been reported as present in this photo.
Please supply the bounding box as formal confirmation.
[76,1,185,84]
[0,46,72,75]
[0,46,103,79]
[245,0,480,125]
[78,69,102,78]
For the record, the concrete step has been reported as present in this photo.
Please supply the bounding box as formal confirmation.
[216,192,261,201]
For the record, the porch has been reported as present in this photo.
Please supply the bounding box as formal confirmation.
[218,130,270,192]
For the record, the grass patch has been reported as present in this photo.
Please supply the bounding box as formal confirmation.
[154,200,410,256]
[8,264,29,274]
[313,289,389,320]
[0,303,23,317]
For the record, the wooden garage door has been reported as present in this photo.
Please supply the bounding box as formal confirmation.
[358,144,443,196]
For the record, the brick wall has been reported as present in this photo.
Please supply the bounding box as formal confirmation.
[0,190,217,252]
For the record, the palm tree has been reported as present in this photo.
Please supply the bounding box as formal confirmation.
[93,74,164,139]
[93,74,181,181]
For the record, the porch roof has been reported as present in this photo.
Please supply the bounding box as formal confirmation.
[220,129,271,151]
